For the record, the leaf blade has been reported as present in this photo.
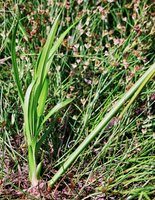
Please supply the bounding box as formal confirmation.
[11,22,24,106]
[24,81,35,144]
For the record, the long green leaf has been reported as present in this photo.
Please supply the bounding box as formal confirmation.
[28,88,38,138]
[11,22,24,106]
[48,62,155,188]
[32,13,62,119]
[35,12,61,87]
[119,68,155,118]
[45,19,81,79]
[24,81,35,145]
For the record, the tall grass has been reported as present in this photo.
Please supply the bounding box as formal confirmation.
[7,0,155,196]
[48,62,155,188]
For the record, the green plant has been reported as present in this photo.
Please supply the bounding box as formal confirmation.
[48,62,155,188]
[11,12,79,186]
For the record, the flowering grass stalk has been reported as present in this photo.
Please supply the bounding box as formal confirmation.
[11,13,79,186]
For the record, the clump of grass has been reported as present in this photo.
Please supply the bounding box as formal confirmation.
[48,62,155,188]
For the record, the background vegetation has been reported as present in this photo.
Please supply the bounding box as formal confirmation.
[0,0,155,199]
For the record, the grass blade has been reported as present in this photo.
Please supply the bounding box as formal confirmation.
[42,98,73,126]
[19,21,28,42]
[11,22,24,106]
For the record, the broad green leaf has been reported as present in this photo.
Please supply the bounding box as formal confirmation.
[24,81,35,145]
[28,145,38,186]
[28,146,35,179]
